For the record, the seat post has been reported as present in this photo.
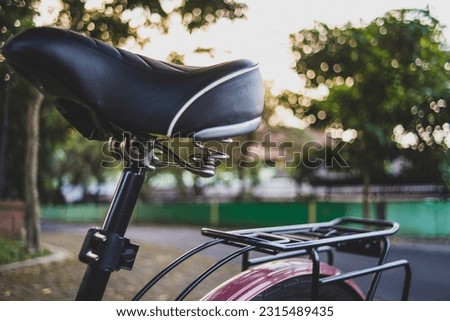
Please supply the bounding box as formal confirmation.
[76,161,145,300]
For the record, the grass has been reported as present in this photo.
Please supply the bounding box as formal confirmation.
[0,239,50,265]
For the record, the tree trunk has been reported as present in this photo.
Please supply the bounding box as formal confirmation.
[193,175,203,197]
[376,200,386,220]
[174,169,189,199]
[0,68,13,198]
[236,133,254,201]
[362,169,371,219]
[236,165,246,201]
[24,87,44,254]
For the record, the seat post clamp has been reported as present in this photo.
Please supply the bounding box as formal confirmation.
[78,228,139,272]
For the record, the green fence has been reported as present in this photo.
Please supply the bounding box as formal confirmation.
[42,200,450,237]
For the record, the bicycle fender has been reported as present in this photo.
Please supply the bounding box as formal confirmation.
[200,258,364,301]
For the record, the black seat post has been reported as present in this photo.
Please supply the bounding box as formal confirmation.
[76,161,145,300]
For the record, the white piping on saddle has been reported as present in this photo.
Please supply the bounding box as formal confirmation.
[166,64,259,137]
[194,117,261,140]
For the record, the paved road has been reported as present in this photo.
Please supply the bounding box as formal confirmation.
[42,221,450,300]
[332,244,450,300]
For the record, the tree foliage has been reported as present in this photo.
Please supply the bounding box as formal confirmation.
[286,9,449,189]
[56,0,246,45]
[0,0,36,43]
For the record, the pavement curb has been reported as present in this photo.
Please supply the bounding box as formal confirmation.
[0,243,72,273]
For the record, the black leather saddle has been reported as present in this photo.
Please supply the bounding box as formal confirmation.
[3,27,263,141]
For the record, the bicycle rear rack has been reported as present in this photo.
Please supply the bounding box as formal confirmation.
[133,217,411,301]
[202,217,411,301]
[203,217,398,255]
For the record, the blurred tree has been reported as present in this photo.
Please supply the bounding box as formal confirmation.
[56,0,246,45]
[287,8,449,217]
[0,0,36,198]
[1,0,43,253]
[24,86,44,253]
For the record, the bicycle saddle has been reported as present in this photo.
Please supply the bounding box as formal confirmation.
[2,27,264,141]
